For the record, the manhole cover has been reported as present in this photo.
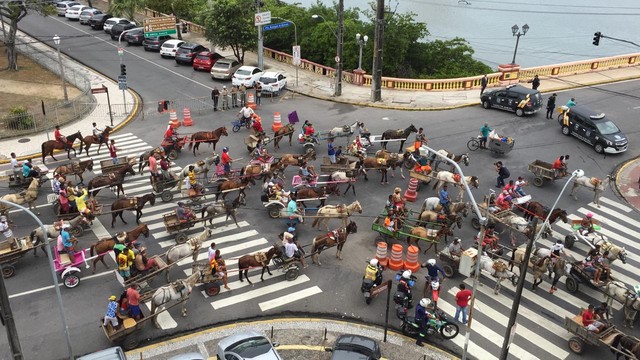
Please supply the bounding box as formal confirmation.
[18,138,30,143]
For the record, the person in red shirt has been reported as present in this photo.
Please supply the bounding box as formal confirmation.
[495,191,512,211]
[221,147,232,174]
[126,284,142,320]
[503,180,516,196]
[148,154,159,185]
[304,122,315,138]
[54,125,69,150]
[552,155,567,177]
[252,114,264,135]
[109,140,119,165]
[582,304,605,333]
[454,283,472,324]
[164,125,174,140]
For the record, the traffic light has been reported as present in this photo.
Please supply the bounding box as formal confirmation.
[592,32,601,46]
[120,64,127,76]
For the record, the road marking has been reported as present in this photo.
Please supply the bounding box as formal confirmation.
[182,239,269,266]
[157,225,255,248]
[210,275,311,310]
[586,204,640,229]
[144,301,178,329]
[8,270,114,298]
[259,286,322,311]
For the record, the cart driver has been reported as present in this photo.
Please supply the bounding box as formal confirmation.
[549,240,568,265]
[254,143,271,171]
[447,238,463,261]
[210,250,231,290]
[298,161,316,183]
[392,187,405,211]
[287,194,304,224]
[187,165,204,196]
[582,304,606,333]
[176,202,195,223]
[580,212,595,235]
[303,122,315,140]
[552,155,568,177]
[284,236,307,268]
[495,190,512,211]
[0,216,14,241]
[22,159,39,178]
[415,155,432,175]
[384,209,398,233]
[164,123,177,142]
[482,225,499,251]
[251,114,264,136]
[133,247,158,276]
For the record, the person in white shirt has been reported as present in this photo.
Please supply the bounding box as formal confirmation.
[92,122,104,143]
[238,104,254,122]
[10,152,20,177]
[0,216,13,240]
[207,242,217,262]
[514,176,528,197]
[284,237,306,268]
[549,240,567,265]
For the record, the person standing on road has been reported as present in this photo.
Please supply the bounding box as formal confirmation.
[126,284,142,320]
[221,86,229,110]
[211,87,220,111]
[109,139,118,165]
[255,83,262,105]
[480,123,491,149]
[546,93,557,119]
[454,284,472,325]
[239,84,247,107]
[0,216,14,241]
[221,147,232,175]
[495,161,510,188]
[231,85,238,108]
[328,138,336,164]
[103,295,120,329]
[480,74,488,94]
[529,75,540,90]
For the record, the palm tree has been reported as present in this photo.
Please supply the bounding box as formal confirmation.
[109,0,143,23]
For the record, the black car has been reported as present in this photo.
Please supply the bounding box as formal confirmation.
[325,334,381,360]
[109,21,136,40]
[88,13,112,30]
[481,84,542,117]
[125,28,145,45]
[559,105,628,154]
[142,35,172,51]
[175,43,209,65]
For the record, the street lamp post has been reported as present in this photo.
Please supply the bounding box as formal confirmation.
[52,35,69,102]
[271,17,298,87]
[499,169,584,360]
[510,24,529,65]
[356,33,368,70]
[312,9,343,97]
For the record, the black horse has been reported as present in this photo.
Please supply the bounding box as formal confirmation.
[381,124,418,153]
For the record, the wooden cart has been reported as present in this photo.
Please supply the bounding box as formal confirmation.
[0,236,35,278]
[528,159,565,187]
[162,212,198,244]
[101,156,129,175]
[564,313,629,356]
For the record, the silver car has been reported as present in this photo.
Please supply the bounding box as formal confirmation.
[55,1,79,16]
[210,58,242,80]
[216,331,282,360]
[79,9,102,25]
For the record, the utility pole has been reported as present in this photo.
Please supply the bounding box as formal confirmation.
[370,0,384,102]
[0,273,22,359]
[334,0,344,96]
[257,0,264,70]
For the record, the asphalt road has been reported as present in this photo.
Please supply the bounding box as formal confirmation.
[1,12,640,360]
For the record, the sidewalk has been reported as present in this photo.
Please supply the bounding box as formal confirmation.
[124,317,457,360]
[615,156,640,212]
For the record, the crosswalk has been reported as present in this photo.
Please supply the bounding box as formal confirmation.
[438,197,640,360]
[74,133,323,329]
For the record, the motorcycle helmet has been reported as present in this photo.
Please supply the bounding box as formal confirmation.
[420,298,431,307]
[427,259,436,266]
[370,259,379,267]
[402,270,412,280]
[586,213,593,218]
[288,227,296,233]
[223,147,229,152]
[453,238,461,244]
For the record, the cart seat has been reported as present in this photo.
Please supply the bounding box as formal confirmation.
[291,175,303,187]
[59,253,72,266]
[123,317,137,329]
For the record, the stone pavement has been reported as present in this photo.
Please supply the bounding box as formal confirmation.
[124,317,457,360]
[615,156,640,212]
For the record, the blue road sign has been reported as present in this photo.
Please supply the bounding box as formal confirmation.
[263,22,291,31]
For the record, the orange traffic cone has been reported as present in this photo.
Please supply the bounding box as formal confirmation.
[403,178,419,202]
[247,93,256,110]
[272,112,282,132]
[182,108,193,126]
[169,109,180,128]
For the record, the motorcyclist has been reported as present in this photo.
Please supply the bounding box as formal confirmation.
[397,270,414,306]
[414,298,434,347]
[421,258,446,298]
[364,259,383,287]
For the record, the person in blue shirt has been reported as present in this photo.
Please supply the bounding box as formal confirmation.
[414,298,433,347]
[421,258,446,297]
[60,224,76,259]
[439,184,451,215]
[103,295,119,329]
[328,139,336,164]
[566,98,577,107]
[22,159,39,178]
[480,123,491,149]
[287,194,303,224]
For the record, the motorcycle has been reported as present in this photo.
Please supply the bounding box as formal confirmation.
[361,262,384,305]
[400,306,460,340]
[393,271,417,317]
[430,277,441,304]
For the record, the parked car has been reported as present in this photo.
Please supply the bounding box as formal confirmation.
[175,43,209,65]
[125,28,145,45]
[89,13,112,30]
[480,84,542,117]
[110,21,137,40]
[210,58,242,80]
[216,331,282,360]
[166,353,205,360]
[324,334,382,360]
[142,35,172,51]
[232,65,263,87]
[192,51,223,72]
[103,17,124,34]
[159,40,185,58]
[78,9,102,25]
[76,346,126,360]
[559,105,628,154]
[56,1,79,16]
[65,4,91,20]
[258,71,287,94]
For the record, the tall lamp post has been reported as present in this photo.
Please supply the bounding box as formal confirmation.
[510,24,529,65]
[312,10,343,97]
[52,34,69,102]
[355,33,368,70]
[271,17,298,87]
[499,169,584,360]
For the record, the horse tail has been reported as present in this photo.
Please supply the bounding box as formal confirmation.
[311,216,320,228]
[240,166,246,176]
[90,244,96,257]
[41,142,47,163]
[200,207,207,219]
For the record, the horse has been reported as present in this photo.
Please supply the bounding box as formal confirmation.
[188,127,229,155]
[28,215,90,255]
[311,221,358,265]
[87,162,136,197]
[417,210,462,229]
[54,159,94,185]
[242,163,270,182]
[604,281,640,328]
[88,223,150,273]
[312,200,362,231]
[523,201,569,224]
[570,175,612,208]
[432,171,479,192]
[165,228,211,281]
[176,155,219,190]
[149,271,202,328]
[327,171,357,196]
[358,155,401,184]
[329,121,359,137]
[137,147,164,174]
[238,244,283,284]
[510,246,570,293]
[374,150,406,179]
[420,198,470,217]
[272,150,317,175]
[503,215,552,246]
[474,255,518,295]
[41,131,83,164]
[110,193,156,228]
[214,173,255,201]
[0,178,44,216]
[407,225,453,254]
[611,333,640,360]
[82,126,112,156]
[381,124,418,152]
[597,239,628,265]
[200,193,245,227]
[273,124,295,149]
[432,150,470,172]
[294,186,327,207]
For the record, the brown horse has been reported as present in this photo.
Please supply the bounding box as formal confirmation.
[110,193,156,227]
[88,223,150,273]
[82,126,112,156]
[54,159,94,184]
[188,127,229,155]
[242,164,270,182]
[311,220,358,265]
[407,225,453,254]
[238,244,283,284]
[523,201,569,224]
[358,155,401,184]
[381,124,418,152]
[295,186,327,207]
[273,124,295,149]
[214,172,255,200]
[87,162,136,197]
[41,131,83,164]
[137,147,164,174]
[272,150,316,174]
[418,210,462,229]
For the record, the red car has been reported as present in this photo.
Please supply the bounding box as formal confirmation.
[192,51,224,72]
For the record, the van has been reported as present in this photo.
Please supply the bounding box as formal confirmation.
[559,105,628,154]
[210,58,242,80]
[480,84,542,117]
[76,346,126,360]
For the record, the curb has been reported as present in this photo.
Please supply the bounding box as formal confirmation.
[612,155,640,214]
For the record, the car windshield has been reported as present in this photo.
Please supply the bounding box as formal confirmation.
[213,62,229,69]
[163,43,175,48]
[195,54,209,60]
[227,337,272,357]
[259,77,276,84]
[236,69,251,76]
[594,120,620,135]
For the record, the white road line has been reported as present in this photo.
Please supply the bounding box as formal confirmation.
[157,222,252,248]
[143,301,178,330]
[598,197,632,213]
[182,238,269,266]
[210,275,311,310]
[259,286,323,312]
[8,270,115,298]
[586,204,640,229]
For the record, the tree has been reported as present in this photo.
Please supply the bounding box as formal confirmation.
[421,38,492,78]
[109,0,145,24]
[0,1,55,71]
[201,0,256,63]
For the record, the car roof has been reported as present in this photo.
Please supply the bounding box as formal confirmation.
[503,84,539,95]
[76,346,126,360]
[217,330,267,350]
[261,71,281,78]
[569,105,607,120]
[69,4,87,8]
[105,17,123,22]
[179,43,202,49]
[215,58,234,64]
[163,39,184,45]
[237,65,260,71]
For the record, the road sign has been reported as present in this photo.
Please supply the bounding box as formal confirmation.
[91,87,108,94]
[370,281,389,298]
[117,47,123,56]
[263,22,290,31]
[143,16,177,38]
[292,45,301,66]
[335,55,340,63]
[118,75,127,91]
[254,11,271,26]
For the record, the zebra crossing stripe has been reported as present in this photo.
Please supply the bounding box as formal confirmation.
[576,208,640,240]
[157,226,257,248]
[598,197,632,213]
[259,286,323,312]
[143,301,178,330]
[210,275,311,310]
[585,203,640,229]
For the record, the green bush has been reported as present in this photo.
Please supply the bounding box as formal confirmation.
[4,106,34,130]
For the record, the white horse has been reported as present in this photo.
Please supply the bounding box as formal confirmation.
[473,255,518,295]
[329,121,359,137]
[433,149,471,172]
[594,238,628,265]
[569,175,611,208]
[431,171,479,192]
[28,215,90,255]
[176,155,219,190]
[311,200,363,231]
[604,281,640,327]
[149,270,202,328]
[421,197,440,212]
[165,228,211,281]
[503,215,551,246]
[0,178,44,216]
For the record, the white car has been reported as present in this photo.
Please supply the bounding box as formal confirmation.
[232,65,263,87]
[103,17,124,33]
[65,4,91,20]
[258,71,287,94]
[160,39,185,58]
[56,1,79,16]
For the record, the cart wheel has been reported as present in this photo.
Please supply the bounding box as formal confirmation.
[305,146,314,154]
[175,232,188,244]
[285,267,300,281]
[467,139,480,151]
[2,264,16,278]
[564,235,575,249]
[532,177,544,187]
[568,336,585,354]
[442,264,454,278]
[70,226,83,237]
[63,273,81,288]
[160,191,173,202]
[206,284,221,296]
[471,217,481,230]
[168,150,178,160]
[403,159,415,169]
[232,125,241,132]
[565,276,578,293]
[123,335,140,351]
[268,205,281,219]
[191,203,203,212]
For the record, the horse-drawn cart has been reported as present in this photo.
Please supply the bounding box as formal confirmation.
[563,313,629,356]
[244,133,272,152]
[371,210,448,253]
[319,155,359,176]
[162,212,202,244]
[101,156,129,175]
[8,167,49,189]
[528,159,565,187]
[0,236,36,278]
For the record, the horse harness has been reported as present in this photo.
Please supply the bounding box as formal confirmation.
[253,252,269,266]
[327,228,346,245]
